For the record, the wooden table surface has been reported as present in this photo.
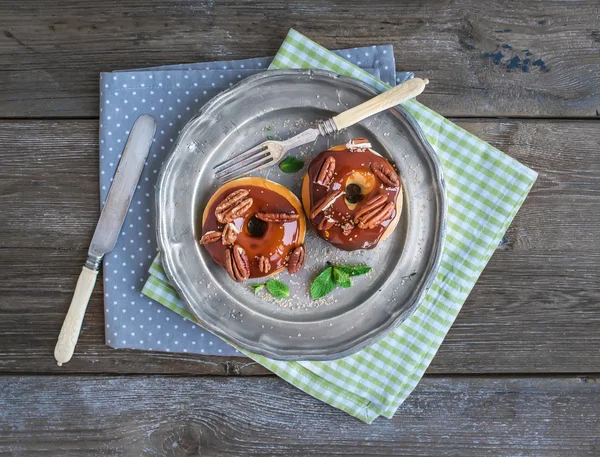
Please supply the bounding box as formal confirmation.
[1,1,599,455]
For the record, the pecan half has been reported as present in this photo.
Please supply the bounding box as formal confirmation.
[258,255,271,274]
[317,217,335,231]
[255,211,300,222]
[199,230,222,244]
[371,161,400,187]
[346,138,371,151]
[315,156,335,187]
[357,202,395,229]
[353,194,388,223]
[215,189,253,223]
[287,245,306,274]
[221,223,239,245]
[224,247,235,280]
[310,189,344,220]
[224,245,250,282]
[341,221,354,236]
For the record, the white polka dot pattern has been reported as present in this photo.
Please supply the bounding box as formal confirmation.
[100,50,412,355]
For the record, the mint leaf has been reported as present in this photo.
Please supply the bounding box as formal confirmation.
[252,281,289,299]
[266,279,290,299]
[310,267,336,299]
[279,157,304,173]
[264,125,272,131]
[332,267,352,288]
[335,265,372,277]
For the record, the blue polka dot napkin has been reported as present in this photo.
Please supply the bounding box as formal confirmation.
[99,48,413,356]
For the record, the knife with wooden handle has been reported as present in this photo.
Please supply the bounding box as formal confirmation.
[54,114,156,366]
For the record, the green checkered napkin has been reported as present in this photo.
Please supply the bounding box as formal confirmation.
[143,29,537,423]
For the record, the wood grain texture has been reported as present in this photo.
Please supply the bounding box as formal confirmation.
[2,1,599,451]
[1,118,599,374]
[2,119,599,250]
[0,0,599,118]
[0,248,269,375]
[1,375,599,456]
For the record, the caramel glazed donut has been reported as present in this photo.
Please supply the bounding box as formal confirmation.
[302,138,403,251]
[199,177,306,282]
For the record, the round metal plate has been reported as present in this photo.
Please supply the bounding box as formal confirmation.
[156,69,446,361]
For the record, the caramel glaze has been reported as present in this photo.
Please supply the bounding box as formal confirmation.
[203,185,301,278]
[307,147,401,251]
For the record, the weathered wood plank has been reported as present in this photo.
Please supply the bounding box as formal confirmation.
[0,248,269,375]
[1,119,599,250]
[0,121,99,248]
[2,247,600,374]
[0,118,599,374]
[1,375,599,456]
[0,0,599,118]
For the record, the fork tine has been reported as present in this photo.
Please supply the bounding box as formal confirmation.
[215,149,270,177]
[213,142,269,172]
[216,156,275,181]
[216,155,274,180]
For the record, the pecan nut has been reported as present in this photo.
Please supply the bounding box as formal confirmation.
[357,202,395,229]
[315,156,335,187]
[346,138,371,151]
[341,221,354,236]
[317,217,335,231]
[258,255,271,274]
[371,161,400,187]
[215,189,253,223]
[222,223,239,245]
[287,244,306,274]
[199,230,222,244]
[255,211,300,222]
[224,245,250,282]
[310,189,344,220]
[353,194,388,223]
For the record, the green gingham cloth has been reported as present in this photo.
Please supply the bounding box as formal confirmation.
[142,29,537,423]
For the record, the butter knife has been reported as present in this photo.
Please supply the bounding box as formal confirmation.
[54,114,156,366]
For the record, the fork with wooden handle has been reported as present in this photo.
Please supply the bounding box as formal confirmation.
[214,78,429,180]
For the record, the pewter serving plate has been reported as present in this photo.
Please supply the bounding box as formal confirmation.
[156,69,446,360]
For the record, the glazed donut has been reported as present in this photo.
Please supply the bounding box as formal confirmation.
[302,138,403,251]
[199,177,306,282]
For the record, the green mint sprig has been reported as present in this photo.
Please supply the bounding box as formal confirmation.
[250,279,290,299]
[310,264,372,299]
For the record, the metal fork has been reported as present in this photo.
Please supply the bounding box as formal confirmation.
[213,78,429,181]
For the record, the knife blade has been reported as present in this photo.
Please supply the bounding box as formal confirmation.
[89,114,156,261]
[54,114,156,366]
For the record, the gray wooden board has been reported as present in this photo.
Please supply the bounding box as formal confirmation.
[0,0,599,118]
[2,0,600,451]
[1,375,599,456]
[1,119,600,374]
